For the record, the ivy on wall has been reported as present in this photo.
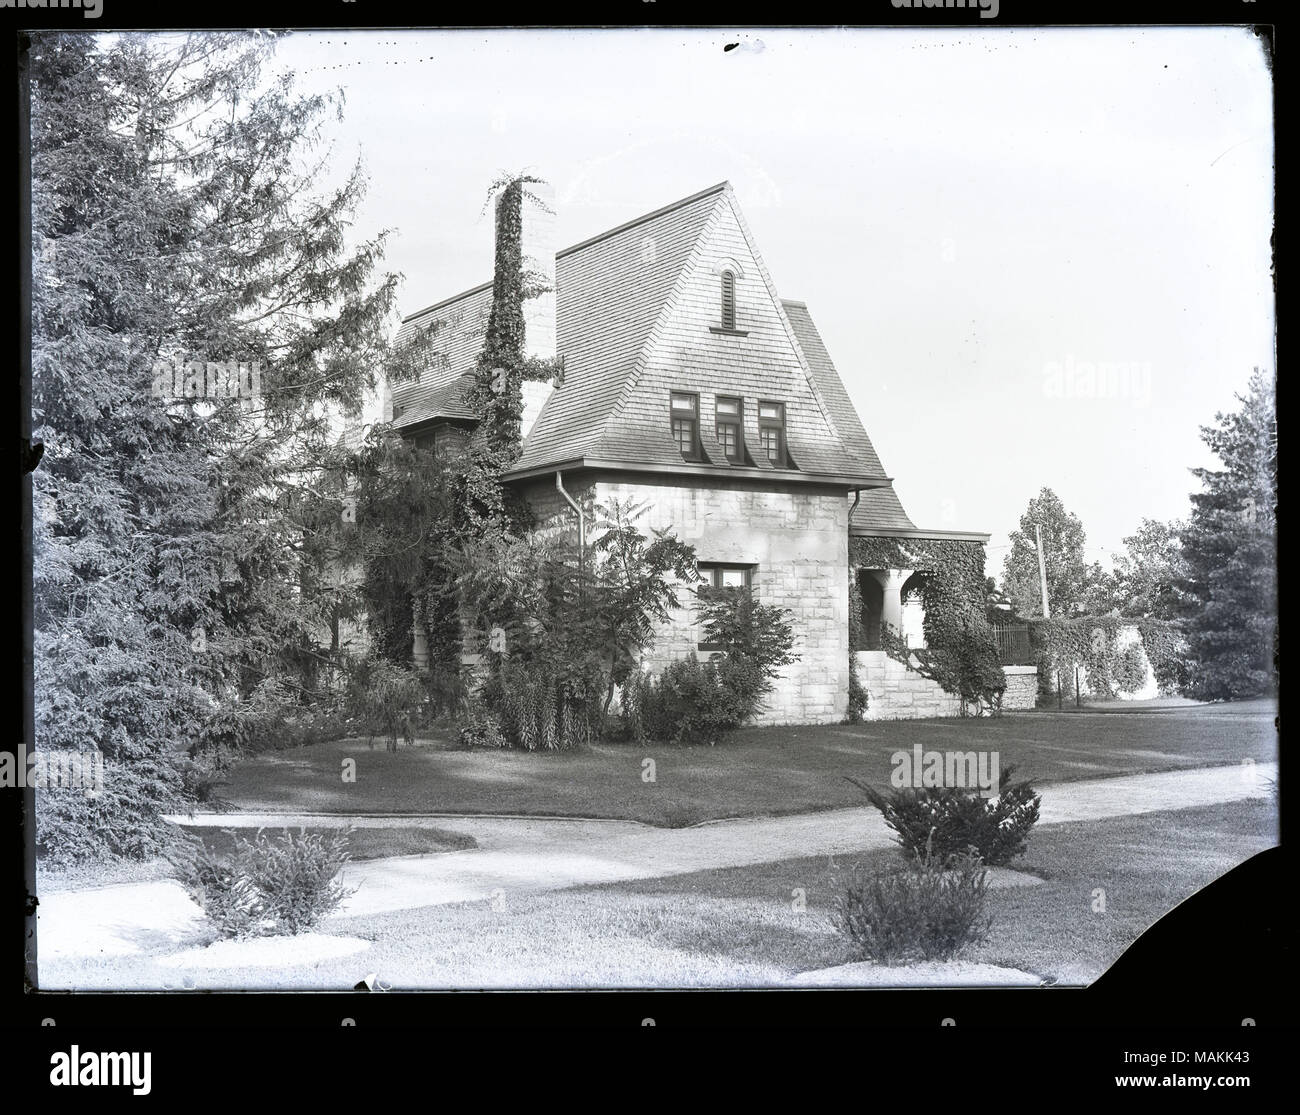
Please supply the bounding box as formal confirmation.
[458,174,564,536]
[353,175,564,705]
[845,569,868,720]
[850,536,1005,712]
[1028,616,1188,698]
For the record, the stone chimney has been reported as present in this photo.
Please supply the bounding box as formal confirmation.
[518,179,557,442]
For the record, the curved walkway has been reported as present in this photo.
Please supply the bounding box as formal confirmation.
[37,761,1277,959]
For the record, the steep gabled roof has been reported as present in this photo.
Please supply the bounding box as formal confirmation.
[852,486,918,533]
[512,183,728,474]
[392,184,909,491]
[782,301,887,478]
[390,283,493,429]
[779,299,918,533]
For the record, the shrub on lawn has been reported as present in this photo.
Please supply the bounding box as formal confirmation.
[849,765,1042,866]
[172,827,353,938]
[620,588,798,745]
[835,847,993,963]
[622,658,708,744]
[346,656,426,752]
[456,699,509,749]
[621,657,763,745]
[172,837,267,939]
[479,659,594,751]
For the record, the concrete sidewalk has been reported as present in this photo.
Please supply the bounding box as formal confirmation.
[37,761,1277,958]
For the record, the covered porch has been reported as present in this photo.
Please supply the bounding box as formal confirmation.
[855,566,932,650]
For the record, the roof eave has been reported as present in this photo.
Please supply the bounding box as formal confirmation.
[393,414,477,436]
[851,525,991,543]
[504,456,892,489]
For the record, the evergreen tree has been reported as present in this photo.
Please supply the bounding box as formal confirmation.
[1177,369,1277,699]
[31,32,399,862]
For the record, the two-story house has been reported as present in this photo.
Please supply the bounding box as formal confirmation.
[386,181,995,722]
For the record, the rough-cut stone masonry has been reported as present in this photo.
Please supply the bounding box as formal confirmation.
[520,473,849,725]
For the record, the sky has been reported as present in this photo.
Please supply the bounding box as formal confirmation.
[268,27,1274,577]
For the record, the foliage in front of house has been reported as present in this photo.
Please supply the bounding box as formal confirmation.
[354,176,710,753]
[851,536,1005,710]
[350,178,563,701]
[849,765,1042,867]
[835,846,993,963]
[1028,616,1189,698]
[621,589,799,745]
[172,827,354,939]
[344,656,427,751]
[453,499,701,750]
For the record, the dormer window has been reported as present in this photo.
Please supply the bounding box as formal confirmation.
[758,400,787,467]
[715,396,744,463]
[720,270,737,330]
[670,391,703,461]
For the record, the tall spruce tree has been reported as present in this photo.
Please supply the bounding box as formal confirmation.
[31,32,400,862]
[1177,369,1277,699]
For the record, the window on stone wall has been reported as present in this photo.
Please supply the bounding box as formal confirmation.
[697,563,755,650]
[670,391,703,461]
[715,395,744,463]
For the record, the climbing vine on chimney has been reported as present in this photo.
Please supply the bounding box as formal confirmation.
[460,173,565,534]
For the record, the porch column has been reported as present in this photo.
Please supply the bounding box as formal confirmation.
[867,568,913,639]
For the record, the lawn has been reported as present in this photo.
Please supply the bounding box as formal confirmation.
[218,700,1278,826]
[42,797,1277,990]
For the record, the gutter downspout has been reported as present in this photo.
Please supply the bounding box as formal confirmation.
[555,470,586,568]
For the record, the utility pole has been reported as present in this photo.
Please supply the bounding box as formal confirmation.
[1035,522,1051,619]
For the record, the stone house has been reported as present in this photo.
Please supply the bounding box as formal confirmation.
[386,181,1015,722]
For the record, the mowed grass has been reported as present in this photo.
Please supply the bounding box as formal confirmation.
[42,798,1276,990]
[37,825,475,894]
[219,699,1278,825]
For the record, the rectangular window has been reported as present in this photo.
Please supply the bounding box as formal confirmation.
[715,395,743,463]
[670,391,701,461]
[697,563,755,650]
[758,400,786,466]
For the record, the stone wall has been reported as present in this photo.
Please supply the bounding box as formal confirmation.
[854,650,965,720]
[519,473,850,725]
[1001,665,1039,710]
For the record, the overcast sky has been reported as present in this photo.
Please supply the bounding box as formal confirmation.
[271,27,1274,575]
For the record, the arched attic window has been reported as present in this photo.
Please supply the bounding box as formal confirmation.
[720,270,737,330]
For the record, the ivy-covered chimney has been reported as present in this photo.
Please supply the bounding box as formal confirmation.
[519,179,557,441]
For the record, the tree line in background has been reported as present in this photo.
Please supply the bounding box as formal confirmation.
[994,367,1276,701]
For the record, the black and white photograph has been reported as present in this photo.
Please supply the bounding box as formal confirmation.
[19,23,1276,1007]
